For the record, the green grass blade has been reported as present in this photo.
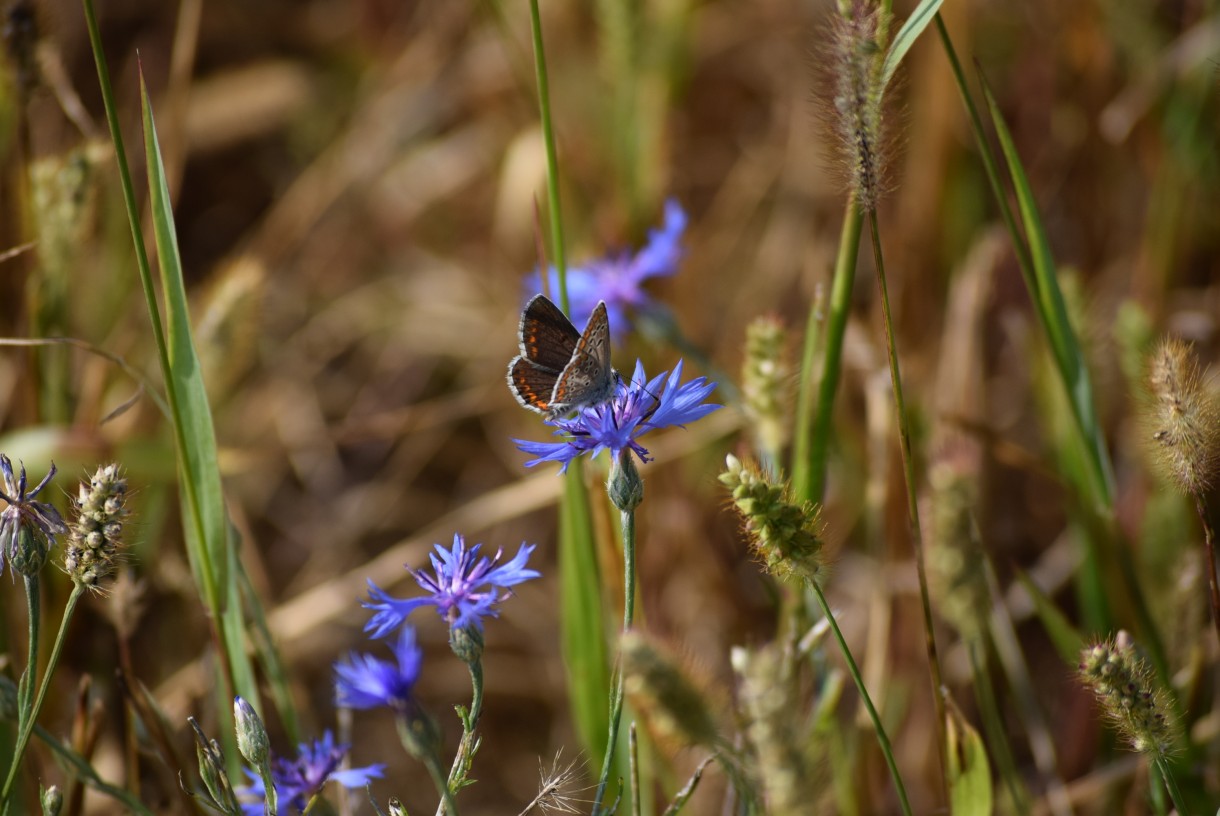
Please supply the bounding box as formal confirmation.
[976,73,1115,510]
[1014,570,1086,664]
[559,473,611,763]
[139,74,262,712]
[881,0,945,93]
[794,201,862,503]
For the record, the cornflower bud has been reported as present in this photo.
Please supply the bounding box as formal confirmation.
[234,696,270,768]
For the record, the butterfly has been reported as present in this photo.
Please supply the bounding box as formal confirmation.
[508,294,618,419]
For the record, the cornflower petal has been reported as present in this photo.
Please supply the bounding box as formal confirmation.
[363,534,540,635]
[237,730,384,814]
[524,200,687,341]
[514,359,720,471]
[335,627,423,711]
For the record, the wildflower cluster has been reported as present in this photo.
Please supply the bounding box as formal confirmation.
[528,199,686,342]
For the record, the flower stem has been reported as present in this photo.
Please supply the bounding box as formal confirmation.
[592,507,637,816]
[1,583,85,807]
[424,751,461,816]
[807,579,912,816]
[437,659,484,816]
[867,209,948,791]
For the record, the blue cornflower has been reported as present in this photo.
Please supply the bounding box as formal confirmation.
[364,534,540,638]
[335,626,423,711]
[527,199,686,342]
[514,359,720,472]
[237,731,384,816]
[0,454,67,577]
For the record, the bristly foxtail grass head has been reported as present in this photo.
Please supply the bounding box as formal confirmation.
[1142,338,1220,497]
[1078,631,1176,757]
[830,0,892,212]
[63,464,128,591]
[927,461,990,644]
[742,316,791,462]
[621,632,722,753]
[733,644,821,815]
[720,454,825,584]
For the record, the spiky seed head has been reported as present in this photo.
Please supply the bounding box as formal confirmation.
[621,632,720,751]
[1078,632,1175,757]
[1141,339,1219,497]
[720,454,825,584]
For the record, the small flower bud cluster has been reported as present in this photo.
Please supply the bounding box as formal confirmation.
[1079,633,1174,756]
[1142,339,1219,497]
[63,464,127,589]
[742,317,791,461]
[621,632,720,751]
[927,463,990,642]
[720,454,825,584]
[734,645,817,814]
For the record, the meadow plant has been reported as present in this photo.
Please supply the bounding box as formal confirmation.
[4,0,1220,814]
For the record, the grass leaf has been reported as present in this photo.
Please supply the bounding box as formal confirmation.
[881,0,945,93]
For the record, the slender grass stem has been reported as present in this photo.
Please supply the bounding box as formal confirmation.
[866,209,947,789]
[628,724,641,816]
[2,574,41,812]
[592,506,637,816]
[965,640,1028,813]
[807,579,912,816]
[794,199,863,504]
[1,584,85,807]
[1193,496,1220,655]
[528,0,568,308]
[1152,755,1186,816]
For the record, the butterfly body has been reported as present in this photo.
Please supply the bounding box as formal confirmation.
[508,294,617,419]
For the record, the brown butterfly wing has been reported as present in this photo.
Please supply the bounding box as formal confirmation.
[507,356,559,414]
[517,294,581,373]
[549,302,616,416]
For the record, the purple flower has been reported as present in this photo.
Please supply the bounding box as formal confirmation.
[336,626,424,711]
[514,359,720,472]
[364,534,540,638]
[237,731,384,815]
[0,454,67,576]
[527,199,686,342]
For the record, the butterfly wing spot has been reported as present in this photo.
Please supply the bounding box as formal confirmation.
[508,356,558,414]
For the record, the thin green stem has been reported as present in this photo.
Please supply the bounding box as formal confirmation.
[29,723,154,816]
[592,507,637,816]
[424,752,461,816]
[965,641,1028,814]
[807,579,912,816]
[3,574,41,813]
[628,724,641,816]
[1193,496,1220,657]
[795,200,864,503]
[1,584,85,806]
[1152,755,1186,816]
[867,209,948,791]
[528,0,568,310]
[437,659,484,816]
